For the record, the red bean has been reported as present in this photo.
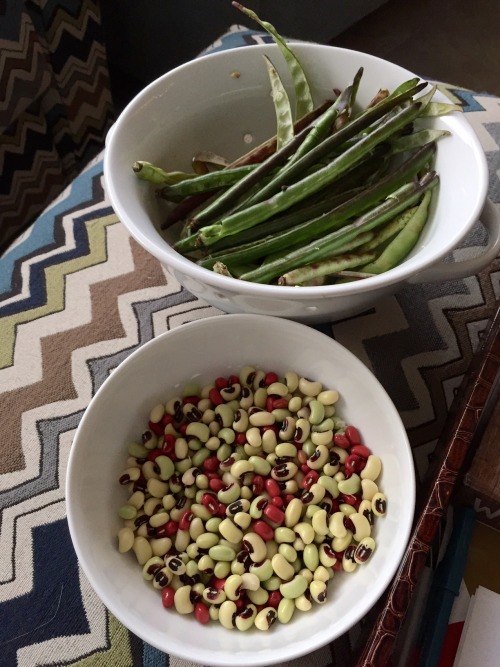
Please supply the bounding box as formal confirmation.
[156,520,178,537]
[344,454,362,475]
[265,371,279,385]
[350,444,371,458]
[208,387,224,405]
[203,456,220,473]
[161,586,175,608]
[179,509,194,531]
[182,395,200,405]
[148,420,164,436]
[345,425,361,446]
[252,520,275,541]
[209,477,225,492]
[265,478,281,497]
[267,590,282,608]
[147,448,164,462]
[333,433,350,449]
[271,496,284,508]
[263,504,285,525]
[215,376,228,389]
[235,432,247,445]
[194,601,210,624]
[252,475,264,495]
[302,470,319,490]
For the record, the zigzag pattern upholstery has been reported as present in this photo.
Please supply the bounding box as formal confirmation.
[0,0,115,254]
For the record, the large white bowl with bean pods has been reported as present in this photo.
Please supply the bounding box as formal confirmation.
[67,314,415,666]
[103,42,500,323]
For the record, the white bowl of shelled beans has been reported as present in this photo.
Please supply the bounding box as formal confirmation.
[104,39,500,324]
[67,314,415,666]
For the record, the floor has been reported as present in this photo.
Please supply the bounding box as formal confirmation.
[330,0,500,97]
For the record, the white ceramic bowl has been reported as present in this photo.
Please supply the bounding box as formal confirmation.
[67,314,415,666]
[104,43,500,323]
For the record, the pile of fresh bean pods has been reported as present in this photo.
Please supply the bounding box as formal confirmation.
[116,366,387,631]
[133,4,460,287]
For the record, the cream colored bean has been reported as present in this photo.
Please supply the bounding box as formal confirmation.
[117,527,135,553]
[311,508,329,536]
[132,536,152,565]
[277,597,295,624]
[147,477,169,498]
[150,537,172,557]
[303,543,319,571]
[230,459,254,480]
[174,585,194,614]
[149,403,165,423]
[280,574,309,599]
[249,409,275,427]
[185,421,210,443]
[329,511,347,538]
[361,455,382,481]
[310,430,334,448]
[308,400,325,425]
[317,475,339,498]
[350,512,371,542]
[274,527,296,544]
[224,574,243,600]
[285,497,303,528]
[313,565,331,582]
[298,377,322,397]
[332,530,353,553]
[149,511,170,528]
[261,428,277,452]
[271,553,295,581]
[267,381,289,396]
[337,473,361,495]
[295,594,312,611]
[287,395,302,413]
[219,600,237,629]
[219,518,244,544]
[362,479,379,501]
[294,521,315,545]
[317,389,339,405]
[246,426,262,448]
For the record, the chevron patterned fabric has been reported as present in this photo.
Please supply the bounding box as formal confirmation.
[0,0,115,255]
[1,25,500,667]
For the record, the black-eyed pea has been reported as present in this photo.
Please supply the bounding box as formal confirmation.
[271,553,295,581]
[217,482,241,505]
[279,574,309,599]
[271,461,298,481]
[235,603,257,631]
[254,606,278,631]
[249,558,273,582]
[294,417,311,443]
[165,554,187,576]
[165,396,181,416]
[247,587,269,607]
[142,460,160,481]
[358,499,375,526]
[174,585,194,614]
[309,579,328,604]
[226,498,250,517]
[152,566,173,589]
[303,543,319,571]
[361,479,379,501]
[278,416,296,441]
[220,383,241,401]
[360,454,382,482]
[282,479,299,495]
[298,377,322,397]
[249,495,268,520]
[218,427,236,445]
[224,573,243,600]
[239,387,254,410]
[311,508,329,537]
[197,554,215,575]
[329,511,347,538]
[118,466,141,485]
[337,473,361,495]
[332,445,349,464]
[243,531,267,562]
[239,365,256,387]
[232,408,249,432]
[294,594,312,612]
[285,497,303,528]
[302,483,326,506]
[372,492,387,517]
[342,545,358,573]
[132,536,152,565]
[350,512,371,542]
[317,475,339,499]
[318,543,338,568]
[142,556,164,581]
[219,600,237,629]
[306,445,330,472]
[202,586,226,605]
[332,530,353,553]
[274,527,296,544]
[186,560,200,579]
[294,521,315,545]
[215,403,234,428]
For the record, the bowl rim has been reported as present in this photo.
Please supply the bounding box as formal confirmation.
[66,313,416,665]
[103,43,489,298]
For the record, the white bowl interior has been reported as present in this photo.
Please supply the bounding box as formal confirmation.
[67,314,415,666]
[104,43,487,299]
